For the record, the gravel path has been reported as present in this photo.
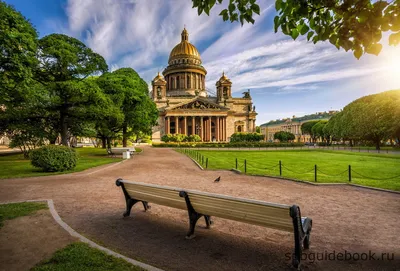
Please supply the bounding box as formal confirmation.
[0,146,399,270]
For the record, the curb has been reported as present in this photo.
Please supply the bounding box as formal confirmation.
[188,157,204,170]
[0,200,164,271]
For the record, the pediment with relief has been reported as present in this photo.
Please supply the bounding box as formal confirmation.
[169,98,227,111]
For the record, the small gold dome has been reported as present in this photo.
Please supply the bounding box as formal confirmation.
[153,72,166,82]
[168,28,201,63]
[219,71,230,81]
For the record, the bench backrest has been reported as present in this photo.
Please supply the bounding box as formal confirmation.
[122,181,187,210]
[120,180,293,232]
[185,190,292,232]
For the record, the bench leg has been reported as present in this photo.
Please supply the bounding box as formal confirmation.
[204,215,212,229]
[179,191,210,239]
[116,179,150,217]
[124,198,137,217]
[142,201,151,211]
[187,212,203,239]
[290,205,313,269]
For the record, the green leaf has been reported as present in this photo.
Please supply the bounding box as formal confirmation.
[291,29,299,40]
[228,3,235,14]
[275,0,282,10]
[209,0,216,9]
[204,6,210,16]
[354,47,363,59]
[307,31,314,41]
[300,24,309,35]
[274,16,280,32]
[365,43,383,56]
[310,18,315,29]
[252,3,260,15]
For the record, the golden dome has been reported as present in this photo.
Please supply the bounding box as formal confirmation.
[168,28,201,63]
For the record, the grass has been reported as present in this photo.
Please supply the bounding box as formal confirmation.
[180,149,400,191]
[31,242,144,271]
[0,202,48,228]
[0,147,122,179]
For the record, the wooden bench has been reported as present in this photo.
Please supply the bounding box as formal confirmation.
[115,179,312,268]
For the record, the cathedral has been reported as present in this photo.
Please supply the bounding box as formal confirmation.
[151,28,257,142]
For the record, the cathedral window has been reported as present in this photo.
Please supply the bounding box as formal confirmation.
[187,75,190,88]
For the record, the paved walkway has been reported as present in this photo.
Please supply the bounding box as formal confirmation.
[0,146,399,270]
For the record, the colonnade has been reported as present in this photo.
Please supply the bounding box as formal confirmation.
[165,116,227,142]
[167,73,205,90]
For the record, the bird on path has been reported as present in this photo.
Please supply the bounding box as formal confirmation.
[214,176,221,183]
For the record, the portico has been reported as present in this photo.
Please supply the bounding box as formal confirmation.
[164,115,227,142]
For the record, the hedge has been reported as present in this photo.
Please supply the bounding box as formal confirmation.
[153,142,305,148]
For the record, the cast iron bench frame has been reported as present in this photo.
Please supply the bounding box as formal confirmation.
[116,178,312,268]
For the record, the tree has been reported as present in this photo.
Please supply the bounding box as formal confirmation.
[35,34,108,146]
[273,131,295,142]
[301,120,319,142]
[96,68,158,147]
[256,126,261,133]
[311,120,328,142]
[193,0,400,58]
[327,89,400,149]
[0,1,38,105]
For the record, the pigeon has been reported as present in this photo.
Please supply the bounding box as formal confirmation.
[214,176,221,183]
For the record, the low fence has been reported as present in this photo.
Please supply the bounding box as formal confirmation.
[176,149,400,183]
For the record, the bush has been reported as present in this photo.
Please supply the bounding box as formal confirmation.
[161,134,200,143]
[230,132,264,142]
[30,145,78,172]
[185,134,201,142]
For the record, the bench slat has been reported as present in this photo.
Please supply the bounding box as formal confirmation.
[126,189,186,210]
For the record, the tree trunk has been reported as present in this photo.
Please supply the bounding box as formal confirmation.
[122,124,127,147]
[106,137,112,149]
[375,139,381,150]
[101,136,107,149]
[60,111,69,146]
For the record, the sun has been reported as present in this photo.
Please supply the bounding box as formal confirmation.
[379,46,400,89]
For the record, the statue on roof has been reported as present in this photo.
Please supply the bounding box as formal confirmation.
[243,89,251,98]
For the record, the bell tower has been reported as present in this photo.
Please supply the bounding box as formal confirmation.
[216,72,232,103]
[152,72,167,100]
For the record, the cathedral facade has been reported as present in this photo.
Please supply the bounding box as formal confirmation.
[151,28,257,142]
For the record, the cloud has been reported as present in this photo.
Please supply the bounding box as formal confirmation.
[62,0,396,98]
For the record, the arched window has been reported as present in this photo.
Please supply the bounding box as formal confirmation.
[237,126,242,132]
[223,87,228,98]
[176,76,180,89]
[157,87,161,98]
[187,75,190,88]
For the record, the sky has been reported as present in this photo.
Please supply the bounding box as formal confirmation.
[6,0,400,125]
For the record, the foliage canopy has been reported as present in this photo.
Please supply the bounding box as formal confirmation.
[192,0,400,58]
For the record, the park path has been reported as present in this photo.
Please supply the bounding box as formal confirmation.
[0,146,399,270]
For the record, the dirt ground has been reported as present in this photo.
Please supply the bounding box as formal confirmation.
[0,209,76,271]
[0,146,399,270]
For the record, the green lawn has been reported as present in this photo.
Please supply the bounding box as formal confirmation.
[0,202,48,228]
[0,148,122,179]
[180,149,400,191]
[32,242,143,271]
